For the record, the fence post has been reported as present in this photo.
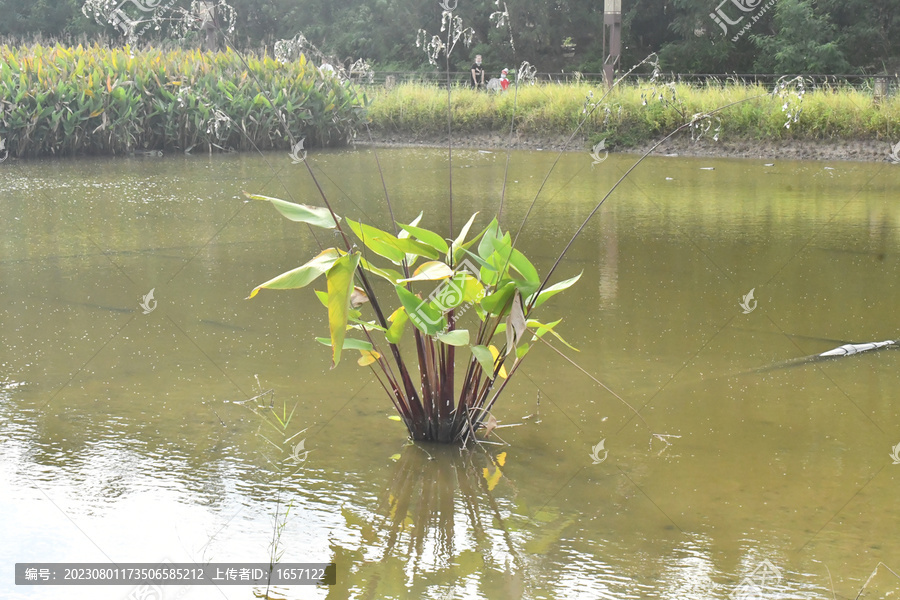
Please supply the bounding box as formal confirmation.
[874,74,888,105]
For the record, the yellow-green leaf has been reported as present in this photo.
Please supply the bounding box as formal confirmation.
[326,253,361,367]
[396,223,450,254]
[357,349,380,366]
[396,261,453,283]
[527,272,583,310]
[359,257,403,284]
[346,218,405,263]
[315,337,373,351]
[245,193,339,229]
[385,306,408,344]
[248,248,341,299]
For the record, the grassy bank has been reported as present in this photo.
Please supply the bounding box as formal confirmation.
[0,44,366,157]
[365,82,900,150]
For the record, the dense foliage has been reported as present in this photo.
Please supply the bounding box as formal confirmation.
[0,43,366,157]
[0,0,897,75]
[367,82,900,145]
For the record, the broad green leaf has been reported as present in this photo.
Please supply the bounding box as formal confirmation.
[315,290,328,307]
[379,236,440,260]
[490,237,540,285]
[436,329,470,346]
[527,272,583,310]
[359,257,403,284]
[346,218,405,264]
[397,212,424,239]
[471,345,496,379]
[480,281,517,316]
[315,337,374,351]
[396,261,454,283]
[326,253,361,367]
[397,223,450,254]
[385,307,408,344]
[395,285,445,336]
[461,274,486,304]
[245,193,339,229]
[477,218,502,260]
[248,248,341,299]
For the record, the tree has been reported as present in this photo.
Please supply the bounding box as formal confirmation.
[751,0,850,74]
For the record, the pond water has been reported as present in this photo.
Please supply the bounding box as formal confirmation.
[1,147,899,600]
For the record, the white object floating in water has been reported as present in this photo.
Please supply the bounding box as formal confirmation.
[478,150,493,154]
[665,153,678,157]
[700,167,715,170]
[819,340,896,357]
[764,163,774,166]
[824,166,835,170]
[665,177,674,181]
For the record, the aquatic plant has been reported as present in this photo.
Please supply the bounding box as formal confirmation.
[246,196,580,444]
[0,43,366,157]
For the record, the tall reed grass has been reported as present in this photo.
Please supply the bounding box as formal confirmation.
[366,82,900,148]
[0,43,367,157]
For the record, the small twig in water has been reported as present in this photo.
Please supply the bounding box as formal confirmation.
[855,562,900,600]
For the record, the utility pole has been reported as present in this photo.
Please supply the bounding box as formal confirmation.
[602,0,622,90]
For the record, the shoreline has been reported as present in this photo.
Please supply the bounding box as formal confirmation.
[357,131,897,163]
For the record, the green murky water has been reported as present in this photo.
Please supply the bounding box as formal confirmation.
[1,148,899,599]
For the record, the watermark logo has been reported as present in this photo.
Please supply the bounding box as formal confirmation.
[290,438,309,465]
[408,259,484,333]
[122,558,190,600]
[590,139,609,166]
[288,138,306,164]
[115,0,173,38]
[709,0,777,41]
[140,288,157,314]
[730,559,782,600]
[740,288,757,314]
[589,439,608,464]
[124,583,163,600]
[83,0,182,41]
[438,0,458,12]
[890,442,900,465]
[0,136,8,163]
[889,141,900,164]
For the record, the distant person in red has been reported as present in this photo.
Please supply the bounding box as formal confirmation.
[500,68,510,91]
